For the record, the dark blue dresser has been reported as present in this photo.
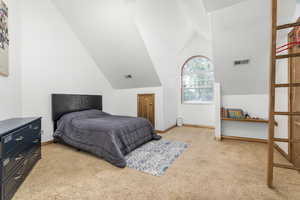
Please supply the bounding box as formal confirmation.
[0,118,41,200]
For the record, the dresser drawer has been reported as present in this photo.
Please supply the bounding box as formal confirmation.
[28,120,41,140]
[2,121,41,157]
[2,143,40,180]
[26,146,41,171]
[27,136,41,148]
[2,145,41,200]
[3,160,28,200]
[0,117,42,200]
[2,152,26,180]
[2,126,29,156]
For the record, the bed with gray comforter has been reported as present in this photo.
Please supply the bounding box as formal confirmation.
[53,109,161,168]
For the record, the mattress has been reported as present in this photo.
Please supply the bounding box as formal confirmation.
[53,109,161,168]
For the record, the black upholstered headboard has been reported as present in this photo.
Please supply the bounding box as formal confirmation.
[51,94,102,131]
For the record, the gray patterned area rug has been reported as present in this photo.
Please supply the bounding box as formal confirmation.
[125,139,188,176]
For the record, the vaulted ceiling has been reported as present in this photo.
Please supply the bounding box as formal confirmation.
[52,0,161,89]
[52,0,298,94]
[52,0,209,89]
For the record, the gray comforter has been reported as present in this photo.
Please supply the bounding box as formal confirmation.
[53,109,161,168]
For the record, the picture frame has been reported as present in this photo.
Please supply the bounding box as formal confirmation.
[227,109,245,119]
[0,0,9,77]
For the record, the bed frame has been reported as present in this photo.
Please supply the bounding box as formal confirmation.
[51,94,102,131]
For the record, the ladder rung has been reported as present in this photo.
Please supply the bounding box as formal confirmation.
[276,53,300,59]
[273,163,300,171]
[274,83,300,88]
[272,138,300,143]
[274,112,300,116]
[277,21,300,30]
[273,138,288,142]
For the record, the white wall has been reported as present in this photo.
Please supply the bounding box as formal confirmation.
[211,0,296,95]
[163,85,178,129]
[295,2,300,20]
[112,87,164,131]
[136,0,215,128]
[135,0,188,129]
[211,0,270,95]
[20,0,114,142]
[176,1,214,127]
[177,32,214,127]
[211,0,296,142]
[0,0,22,120]
[214,83,221,139]
[6,0,294,142]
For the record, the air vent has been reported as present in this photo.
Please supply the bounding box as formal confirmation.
[125,74,133,79]
[234,59,250,66]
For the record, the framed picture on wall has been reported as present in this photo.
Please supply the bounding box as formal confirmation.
[0,0,9,77]
[227,109,245,119]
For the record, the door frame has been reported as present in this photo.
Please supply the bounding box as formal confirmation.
[137,93,155,128]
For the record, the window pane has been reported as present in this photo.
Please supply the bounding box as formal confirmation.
[183,73,214,88]
[183,57,213,75]
[183,88,214,102]
[182,56,214,103]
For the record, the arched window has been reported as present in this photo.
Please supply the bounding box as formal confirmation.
[182,56,214,104]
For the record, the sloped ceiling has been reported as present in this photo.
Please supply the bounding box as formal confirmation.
[177,0,211,42]
[52,0,207,90]
[135,0,210,73]
[52,0,161,89]
[212,0,296,95]
[135,0,189,62]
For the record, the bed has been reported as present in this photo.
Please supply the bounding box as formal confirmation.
[52,94,161,168]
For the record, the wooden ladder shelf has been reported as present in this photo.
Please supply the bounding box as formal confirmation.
[267,0,300,188]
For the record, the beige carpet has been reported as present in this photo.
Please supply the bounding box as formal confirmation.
[13,127,300,200]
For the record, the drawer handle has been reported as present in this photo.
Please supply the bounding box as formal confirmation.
[29,125,40,130]
[14,175,22,180]
[15,136,24,141]
[15,155,24,161]
[34,152,40,157]
[33,139,40,143]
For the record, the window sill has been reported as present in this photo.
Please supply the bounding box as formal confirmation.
[182,101,214,105]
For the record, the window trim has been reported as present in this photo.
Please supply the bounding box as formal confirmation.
[181,55,214,104]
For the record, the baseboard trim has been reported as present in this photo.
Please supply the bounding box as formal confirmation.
[183,124,215,130]
[221,136,267,143]
[155,124,177,134]
[42,140,54,146]
[273,142,289,161]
